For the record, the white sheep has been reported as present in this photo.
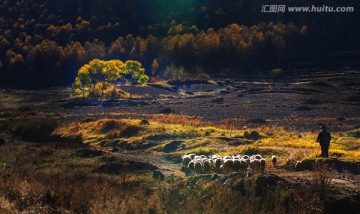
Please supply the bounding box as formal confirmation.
[260,158,266,173]
[271,155,277,168]
[254,154,262,160]
[242,155,249,160]
[181,155,192,168]
[223,156,232,161]
[194,160,203,173]
[250,159,261,172]
[239,159,248,172]
[295,161,302,171]
[203,160,212,173]
[189,153,196,159]
[188,160,195,172]
[194,156,202,161]
[212,154,222,160]
[233,154,241,159]
[222,159,234,173]
[232,159,241,172]
[213,158,223,172]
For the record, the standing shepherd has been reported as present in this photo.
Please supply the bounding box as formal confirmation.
[317,126,331,158]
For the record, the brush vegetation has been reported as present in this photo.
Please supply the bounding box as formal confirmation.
[0,116,359,212]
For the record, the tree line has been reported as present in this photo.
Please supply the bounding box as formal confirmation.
[0,0,358,88]
[0,18,306,88]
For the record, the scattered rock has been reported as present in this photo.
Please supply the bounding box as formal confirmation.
[211,96,225,103]
[163,141,183,153]
[249,131,261,140]
[337,117,346,121]
[220,90,231,95]
[153,170,165,180]
[217,81,226,87]
[244,131,250,138]
[140,119,150,126]
[237,93,244,98]
[160,107,173,114]
[244,131,261,140]
[246,119,267,124]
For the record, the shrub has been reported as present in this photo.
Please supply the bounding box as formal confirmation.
[119,125,142,138]
[100,119,120,133]
[12,119,59,142]
[312,161,334,202]
[162,63,185,80]
[197,72,211,80]
[271,68,284,78]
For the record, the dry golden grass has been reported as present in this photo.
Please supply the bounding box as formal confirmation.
[2,117,357,213]
[54,118,360,163]
[55,118,360,164]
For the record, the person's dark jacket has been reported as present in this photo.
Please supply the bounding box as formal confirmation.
[317,131,331,144]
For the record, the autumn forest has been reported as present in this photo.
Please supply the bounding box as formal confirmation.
[0,0,359,88]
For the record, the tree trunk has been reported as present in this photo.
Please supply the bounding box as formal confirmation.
[101,87,104,101]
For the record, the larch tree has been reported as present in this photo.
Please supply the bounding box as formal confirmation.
[73,59,148,100]
[151,58,159,77]
[123,60,149,99]
[72,64,91,99]
[106,60,126,97]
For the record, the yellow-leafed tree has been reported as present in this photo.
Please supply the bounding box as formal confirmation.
[123,60,149,99]
[73,59,148,100]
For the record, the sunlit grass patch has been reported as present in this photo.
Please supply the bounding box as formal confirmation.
[54,118,360,161]
[183,146,218,156]
[150,114,206,127]
[55,119,147,142]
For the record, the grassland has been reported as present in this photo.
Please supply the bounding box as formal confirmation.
[0,70,360,213]
[1,115,358,213]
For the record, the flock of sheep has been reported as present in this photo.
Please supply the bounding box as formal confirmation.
[181,153,277,174]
